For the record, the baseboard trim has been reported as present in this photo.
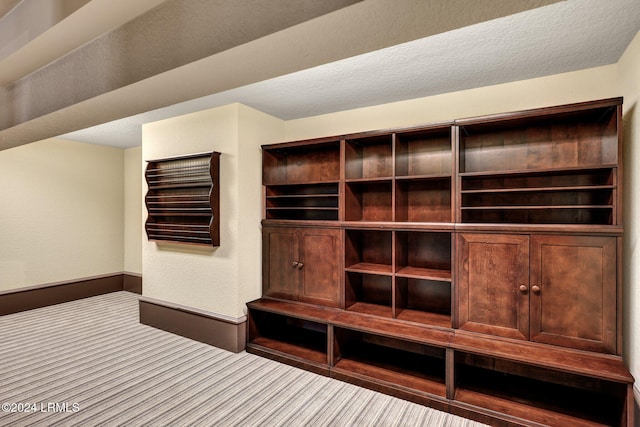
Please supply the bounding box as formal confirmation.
[0,273,125,315]
[139,296,246,353]
[123,272,142,294]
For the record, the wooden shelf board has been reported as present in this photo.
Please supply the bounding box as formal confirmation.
[461,185,615,194]
[454,389,612,427]
[451,331,633,383]
[395,309,451,329]
[346,302,393,318]
[266,194,338,199]
[461,205,613,210]
[345,262,393,275]
[247,298,337,324]
[395,266,451,282]
[395,174,452,181]
[265,179,340,186]
[266,207,339,211]
[343,221,455,231]
[345,177,394,183]
[247,337,327,365]
[453,223,623,235]
[332,310,452,346]
[333,358,447,398]
[245,343,329,377]
[459,164,617,178]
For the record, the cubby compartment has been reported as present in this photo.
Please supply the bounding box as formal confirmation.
[395,127,452,178]
[395,278,451,328]
[247,309,328,367]
[345,134,393,180]
[345,181,393,221]
[265,183,339,221]
[333,328,447,398]
[263,140,340,185]
[395,231,451,279]
[345,229,393,274]
[345,272,393,318]
[458,105,618,175]
[394,231,452,327]
[395,177,452,222]
[454,352,628,427]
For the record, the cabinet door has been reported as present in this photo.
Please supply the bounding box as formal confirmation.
[299,228,342,307]
[530,235,617,353]
[457,233,530,340]
[262,226,299,300]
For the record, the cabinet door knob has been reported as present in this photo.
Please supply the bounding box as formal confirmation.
[297,262,304,269]
[519,284,528,292]
[531,285,541,293]
[292,261,299,268]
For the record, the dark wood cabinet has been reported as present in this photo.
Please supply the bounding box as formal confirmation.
[529,234,617,353]
[248,98,633,427]
[457,233,530,341]
[263,226,342,307]
[458,233,617,353]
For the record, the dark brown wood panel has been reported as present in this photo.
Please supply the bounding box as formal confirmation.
[457,233,530,340]
[0,274,124,315]
[262,226,299,300]
[299,228,342,307]
[530,235,617,353]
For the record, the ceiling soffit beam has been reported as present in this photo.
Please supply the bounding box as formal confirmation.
[0,0,561,150]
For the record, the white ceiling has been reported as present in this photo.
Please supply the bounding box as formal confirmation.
[61,0,640,148]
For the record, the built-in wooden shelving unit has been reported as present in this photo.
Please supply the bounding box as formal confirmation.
[247,98,633,427]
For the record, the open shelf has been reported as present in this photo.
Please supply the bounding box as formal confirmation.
[395,278,452,328]
[454,352,627,427]
[345,273,393,318]
[345,180,393,221]
[345,134,393,180]
[263,140,340,185]
[458,105,618,175]
[395,231,451,277]
[333,328,447,398]
[395,177,452,223]
[247,309,328,367]
[345,229,392,271]
[395,127,452,178]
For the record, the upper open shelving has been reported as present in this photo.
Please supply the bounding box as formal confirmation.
[262,97,622,228]
[457,98,622,226]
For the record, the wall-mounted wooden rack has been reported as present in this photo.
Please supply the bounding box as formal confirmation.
[145,151,220,246]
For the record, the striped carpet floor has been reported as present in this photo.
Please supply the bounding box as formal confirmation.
[0,291,487,427]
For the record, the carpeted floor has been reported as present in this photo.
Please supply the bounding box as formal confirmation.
[0,291,487,426]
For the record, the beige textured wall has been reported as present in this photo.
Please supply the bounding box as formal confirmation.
[141,104,284,318]
[618,30,640,390]
[236,104,285,310]
[0,138,124,291]
[124,146,142,275]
